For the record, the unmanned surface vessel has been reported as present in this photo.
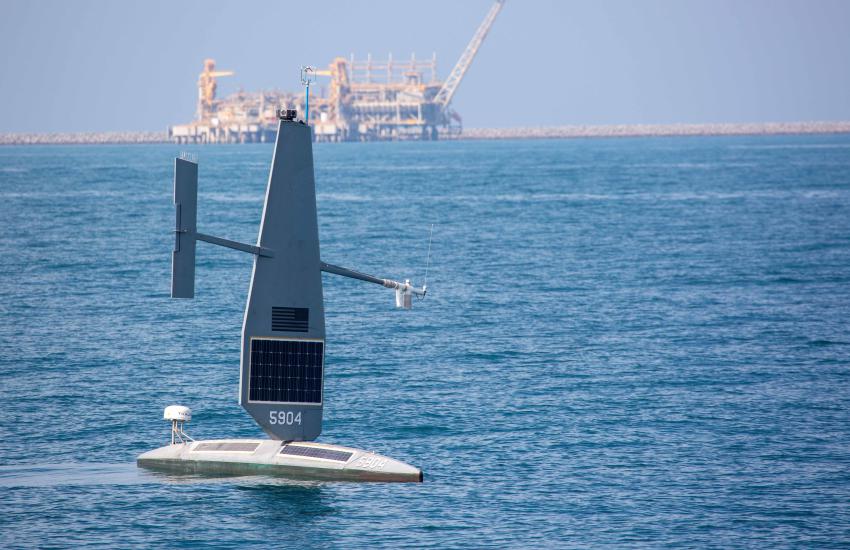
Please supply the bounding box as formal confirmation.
[137,107,428,482]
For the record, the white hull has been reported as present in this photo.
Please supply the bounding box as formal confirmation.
[137,439,422,483]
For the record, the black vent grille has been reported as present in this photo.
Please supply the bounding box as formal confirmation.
[272,307,309,332]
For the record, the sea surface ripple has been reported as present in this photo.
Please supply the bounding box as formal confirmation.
[1,135,849,548]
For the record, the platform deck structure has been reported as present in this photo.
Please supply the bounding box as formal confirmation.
[169,1,505,143]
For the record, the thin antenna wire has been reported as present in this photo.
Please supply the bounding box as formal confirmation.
[423,224,434,289]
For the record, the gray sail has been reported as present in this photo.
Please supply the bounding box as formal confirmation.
[167,115,425,443]
[151,110,429,482]
[239,120,326,441]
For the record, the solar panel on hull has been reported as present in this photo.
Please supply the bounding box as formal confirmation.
[249,339,323,404]
[279,445,352,462]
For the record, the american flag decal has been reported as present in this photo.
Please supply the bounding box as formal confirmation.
[271,307,309,332]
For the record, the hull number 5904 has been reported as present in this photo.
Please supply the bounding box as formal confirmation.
[269,411,302,426]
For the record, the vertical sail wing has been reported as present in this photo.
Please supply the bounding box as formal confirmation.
[240,121,325,441]
[172,158,197,298]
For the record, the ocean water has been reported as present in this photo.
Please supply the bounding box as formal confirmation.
[1,134,849,548]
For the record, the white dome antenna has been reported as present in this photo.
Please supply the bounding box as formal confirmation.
[164,405,194,445]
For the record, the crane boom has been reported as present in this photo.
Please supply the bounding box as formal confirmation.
[433,0,505,108]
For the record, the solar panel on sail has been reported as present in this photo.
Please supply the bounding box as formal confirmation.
[248,338,323,404]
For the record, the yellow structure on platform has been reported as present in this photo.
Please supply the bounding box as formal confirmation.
[169,1,505,143]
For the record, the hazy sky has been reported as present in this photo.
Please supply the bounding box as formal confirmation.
[1,0,849,132]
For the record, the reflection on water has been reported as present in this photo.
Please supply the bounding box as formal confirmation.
[237,483,336,523]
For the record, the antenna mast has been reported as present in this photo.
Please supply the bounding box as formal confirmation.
[424,224,434,291]
[301,66,316,124]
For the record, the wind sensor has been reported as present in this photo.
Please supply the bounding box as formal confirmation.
[137,71,428,482]
[301,65,315,123]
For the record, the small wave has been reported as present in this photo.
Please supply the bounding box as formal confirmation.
[203,192,264,203]
[730,143,850,150]
[0,189,128,199]
[770,276,806,284]
[808,339,848,347]
[802,190,842,199]
[628,162,757,169]
[318,192,377,202]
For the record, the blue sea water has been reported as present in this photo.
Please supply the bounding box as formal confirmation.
[1,134,850,548]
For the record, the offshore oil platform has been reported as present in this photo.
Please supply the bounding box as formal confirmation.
[168,0,504,143]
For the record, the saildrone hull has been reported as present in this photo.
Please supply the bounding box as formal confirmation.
[137,439,423,483]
